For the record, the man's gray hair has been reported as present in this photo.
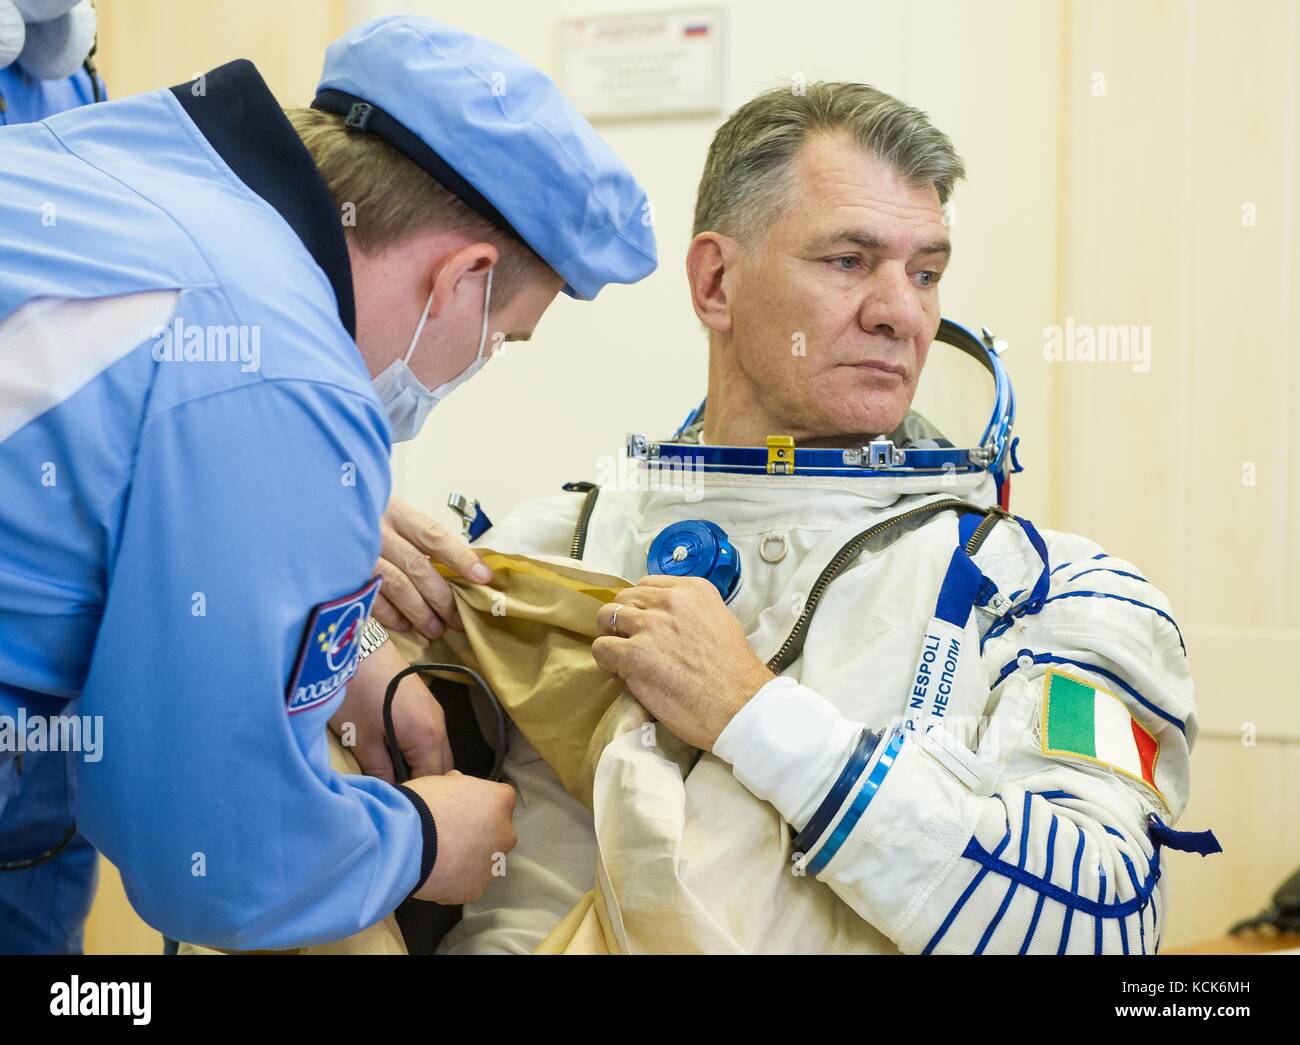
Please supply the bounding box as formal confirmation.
[692,82,965,243]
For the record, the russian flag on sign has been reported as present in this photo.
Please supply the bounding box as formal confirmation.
[1041,668,1162,799]
[684,23,710,37]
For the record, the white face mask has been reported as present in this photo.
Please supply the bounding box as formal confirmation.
[372,268,494,443]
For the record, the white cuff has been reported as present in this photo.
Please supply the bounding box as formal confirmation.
[713,675,862,831]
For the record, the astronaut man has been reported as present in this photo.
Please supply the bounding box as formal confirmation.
[369,81,1216,954]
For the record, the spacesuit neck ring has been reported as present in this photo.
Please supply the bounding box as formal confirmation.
[629,318,1017,489]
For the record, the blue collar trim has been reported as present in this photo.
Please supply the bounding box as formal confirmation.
[170,60,356,339]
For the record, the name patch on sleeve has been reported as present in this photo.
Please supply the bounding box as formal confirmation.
[286,577,381,715]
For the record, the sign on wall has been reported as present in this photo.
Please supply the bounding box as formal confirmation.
[560,7,723,121]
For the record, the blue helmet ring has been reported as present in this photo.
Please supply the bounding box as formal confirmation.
[629,318,1021,506]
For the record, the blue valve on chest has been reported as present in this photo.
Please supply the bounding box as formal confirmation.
[646,520,742,603]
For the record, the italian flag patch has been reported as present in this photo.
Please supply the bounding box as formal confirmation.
[1041,668,1163,802]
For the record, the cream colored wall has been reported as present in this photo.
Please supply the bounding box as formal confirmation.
[78,0,1294,953]
[1054,0,1300,948]
[95,0,346,103]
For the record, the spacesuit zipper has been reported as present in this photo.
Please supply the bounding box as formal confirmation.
[963,508,1008,556]
[563,481,600,560]
[767,498,1005,673]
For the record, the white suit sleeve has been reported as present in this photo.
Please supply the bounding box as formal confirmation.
[714,524,1201,954]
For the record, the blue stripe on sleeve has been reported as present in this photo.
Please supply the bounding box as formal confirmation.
[975,791,1033,954]
[805,728,905,875]
[1059,827,1085,954]
[791,728,879,857]
[992,649,1186,733]
[1020,811,1059,954]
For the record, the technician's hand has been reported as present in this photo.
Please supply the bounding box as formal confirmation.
[373,496,494,639]
[331,640,454,780]
[403,772,517,905]
[592,575,776,751]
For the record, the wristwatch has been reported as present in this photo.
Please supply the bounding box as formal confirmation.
[357,616,390,662]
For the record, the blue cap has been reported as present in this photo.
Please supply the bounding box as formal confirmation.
[312,16,657,300]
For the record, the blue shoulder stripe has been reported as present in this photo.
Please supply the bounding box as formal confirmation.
[993,649,1186,733]
[1037,591,1185,654]
[1068,566,1150,585]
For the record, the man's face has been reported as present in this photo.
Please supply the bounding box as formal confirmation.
[408,268,563,390]
[723,132,950,442]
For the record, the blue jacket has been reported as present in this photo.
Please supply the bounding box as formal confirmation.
[0,59,104,957]
[0,61,427,949]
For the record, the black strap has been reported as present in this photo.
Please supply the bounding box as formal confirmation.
[311,88,525,247]
[397,785,438,896]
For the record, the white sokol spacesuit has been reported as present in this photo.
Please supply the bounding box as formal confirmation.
[439,331,1204,956]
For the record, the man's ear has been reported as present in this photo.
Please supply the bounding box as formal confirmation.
[428,241,499,320]
[686,232,737,335]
